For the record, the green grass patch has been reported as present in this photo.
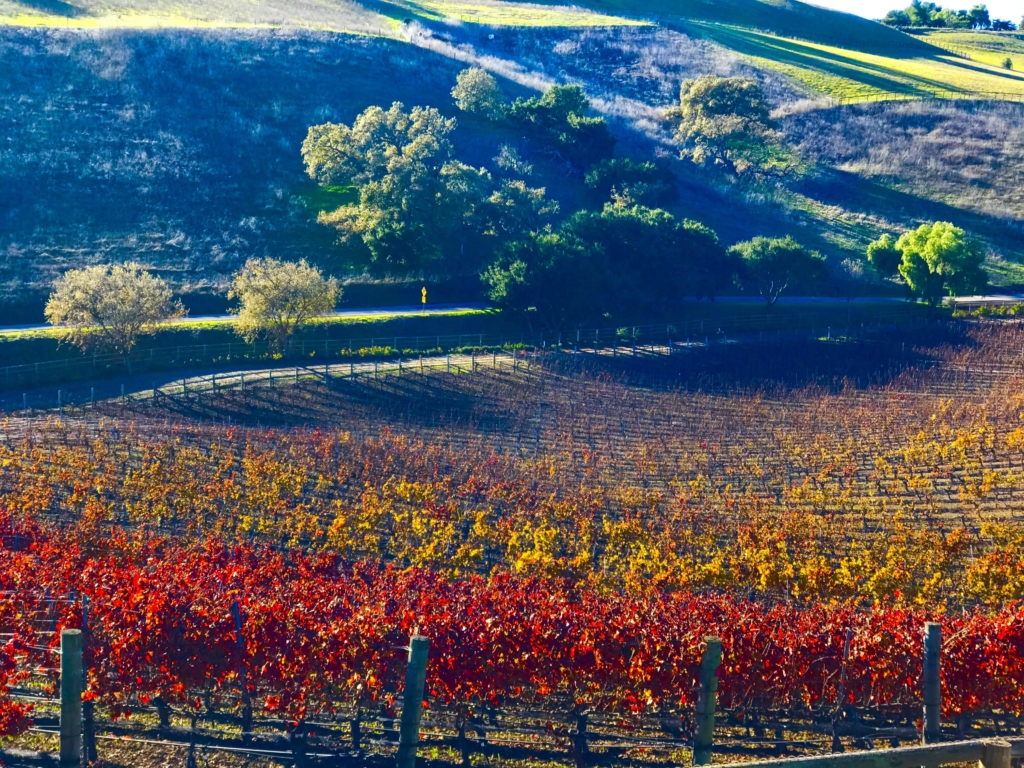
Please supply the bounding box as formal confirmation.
[0,310,510,371]
[402,0,646,26]
[0,0,645,32]
[921,30,1024,73]
[572,0,919,50]
[0,0,395,34]
[299,184,359,214]
[691,23,1024,101]
[983,256,1024,288]
[0,308,494,341]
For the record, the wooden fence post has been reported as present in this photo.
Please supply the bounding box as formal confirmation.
[351,708,362,752]
[81,598,97,764]
[396,635,429,768]
[231,601,254,743]
[693,636,722,766]
[832,628,853,753]
[981,739,1012,768]
[923,622,941,744]
[60,629,83,767]
[572,709,589,768]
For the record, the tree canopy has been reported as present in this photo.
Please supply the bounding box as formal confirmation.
[882,2,1011,28]
[895,222,987,304]
[669,76,796,178]
[866,233,903,278]
[483,203,736,326]
[302,103,456,189]
[44,262,184,365]
[451,68,506,119]
[583,158,678,208]
[507,85,615,172]
[730,236,827,306]
[482,234,608,333]
[229,257,340,351]
[303,103,557,275]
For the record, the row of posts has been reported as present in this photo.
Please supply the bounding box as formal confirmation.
[55,628,430,768]
[692,622,943,765]
[56,622,941,767]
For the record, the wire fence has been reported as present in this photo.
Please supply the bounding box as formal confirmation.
[6,608,1024,768]
[0,305,928,396]
[0,306,946,414]
[826,89,1024,106]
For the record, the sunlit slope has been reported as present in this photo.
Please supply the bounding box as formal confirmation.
[543,0,924,49]
[923,29,1024,72]
[0,0,642,30]
[486,0,1024,102]
[697,23,1024,101]
[0,0,392,32]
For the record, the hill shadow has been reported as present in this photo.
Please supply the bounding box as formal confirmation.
[795,168,1024,256]
[697,25,969,96]
[13,0,86,16]
[571,0,930,51]
[934,55,1024,86]
[550,324,973,394]
[140,373,519,432]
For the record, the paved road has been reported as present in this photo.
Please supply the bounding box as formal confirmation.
[4,297,948,335]
[678,296,908,305]
[0,303,490,334]
[946,294,1024,305]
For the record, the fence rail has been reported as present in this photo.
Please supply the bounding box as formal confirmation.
[717,738,1020,768]
[17,619,1024,768]
[827,89,1024,106]
[0,306,929,394]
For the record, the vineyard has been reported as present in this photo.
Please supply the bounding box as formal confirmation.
[2,318,1024,765]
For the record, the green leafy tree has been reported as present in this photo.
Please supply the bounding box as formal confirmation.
[494,145,533,178]
[487,179,559,239]
[934,8,972,27]
[303,103,496,273]
[896,222,987,305]
[482,234,608,333]
[229,257,339,352]
[563,202,733,314]
[507,84,615,172]
[451,67,506,119]
[680,220,739,302]
[867,233,904,277]
[44,262,184,368]
[968,3,990,28]
[563,203,678,314]
[583,158,678,208]
[302,103,455,188]
[669,76,796,178]
[882,9,912,26]
[731,236,828,306]
[906,0,940,25]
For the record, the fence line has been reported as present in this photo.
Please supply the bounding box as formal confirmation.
[2,315,947,415]
[827,89,1024,106]
[1,306,929,395]
[14,617,1024,768]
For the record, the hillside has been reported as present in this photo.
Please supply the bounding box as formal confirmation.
[2,0,1024,322]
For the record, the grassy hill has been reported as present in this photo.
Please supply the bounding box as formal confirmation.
[7,0,1024,104]
[921,29,1024,71]
[576,0,921,49]
[2,0,1024,324]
